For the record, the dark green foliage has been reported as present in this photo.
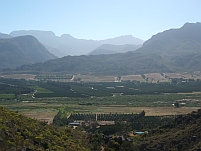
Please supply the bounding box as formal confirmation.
[0,78,34,99]
[0,83,33,95]
[89,132,104,151]
[0,78,33,87]
[98,125,118,135]
[34,80,201,99]
[52,107,68,126]
[35,81,85,98]
[0,106,90,150]
[103,110,201,151]
[131,116,174,130]
[105,139,140,151]
[15,52,175,75]
[68,111,144,122]
[1,78,201,108]
[106,140,120,151]
[120,141,139,151]
[96,116,174,136]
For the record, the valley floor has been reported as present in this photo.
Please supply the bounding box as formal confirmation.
[16,106,200,124]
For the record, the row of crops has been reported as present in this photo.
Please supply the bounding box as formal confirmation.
[34,80,201,98]
[0,78,34,97]
[1,78,201,100]
[68,110,145,121]
[35,75,73,80]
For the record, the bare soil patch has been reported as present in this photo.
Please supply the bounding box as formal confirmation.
[2,74,36,80]
[74,75,116,82]
[97,121,115,125]
[145,73,167,82]
[90,106,199,116]
[121,75,145,82]
[20,111,57,124]
[164,73,182,79]
[137,107,200,116]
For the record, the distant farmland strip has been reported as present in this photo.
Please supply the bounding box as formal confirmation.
[67,110,145,122]
[145,73,168,82]
[121,74,145,82]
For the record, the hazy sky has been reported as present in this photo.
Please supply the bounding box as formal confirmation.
[0,0,200,40]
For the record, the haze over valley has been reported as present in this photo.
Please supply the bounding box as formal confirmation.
[9,31,144,57]
[1,22,200,75]
[1,1,201,150]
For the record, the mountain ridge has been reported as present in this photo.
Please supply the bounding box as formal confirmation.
[137,22,201,69]
[0,35,57,69]
[5,22,201,75]
[10,30,144,57]
[0,32,12,39]
[88,44,142,55]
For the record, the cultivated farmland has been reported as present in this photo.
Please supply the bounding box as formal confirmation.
[0,72,201,125]
[121,74,145,82]
[144,73,168,82]
[1,74,36,80]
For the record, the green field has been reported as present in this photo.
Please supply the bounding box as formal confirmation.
[0,94,15,99]
[34,86,53,93]
[30,80,201,99]
[0,76,201,125]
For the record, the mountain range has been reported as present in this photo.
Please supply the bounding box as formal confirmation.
[0,36,56,69]
[10,31,144,57]
[88,44,141,55]
[136,22,201,71]
[0,32,143,69]
[13,22,201,75]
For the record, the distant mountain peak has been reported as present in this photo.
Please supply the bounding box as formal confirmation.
[0,32,12,39]
[10,22,201,75]
[99,35,144,45]
[10,30,56,37]
[143,22,201,47]
[182,22,201,27]
[88,44,142,55]
[60,34,74,38]
[9,30,143,56]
